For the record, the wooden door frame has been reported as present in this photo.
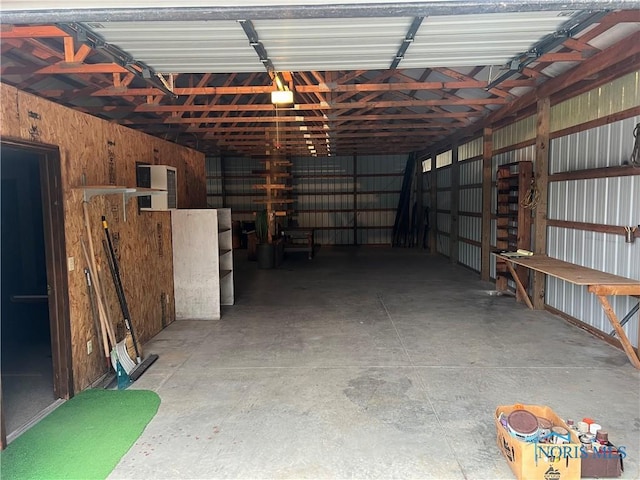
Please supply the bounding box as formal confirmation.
[0,138,73,448]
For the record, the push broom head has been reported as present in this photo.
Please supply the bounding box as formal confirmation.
[125,331,141,360]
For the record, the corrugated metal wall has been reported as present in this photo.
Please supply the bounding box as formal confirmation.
[357,154,406,245]
[458,139,483,268]
[435,150,453,256]
[205,156,223,208]
[551,71,640,132]
[493,115,536,150]
[550,114,640,173]
[458,152,483,272]
[547,114,640,347]
[459,137,483,161]
[294,155,354,245]
[205,153,406,245]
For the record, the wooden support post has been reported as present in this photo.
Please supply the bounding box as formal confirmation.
[450,143,459,264]
[481,127,493,281]
[594,294,640,369]
[353,154,358,246]
[533,97,550,309]
[429,153,438,254]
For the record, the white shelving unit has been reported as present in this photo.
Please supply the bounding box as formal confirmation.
[171,208,234,320]
[217,208,235,306]
[171,209,221,320]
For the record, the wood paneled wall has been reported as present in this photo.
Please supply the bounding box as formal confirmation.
[1,83,206,391]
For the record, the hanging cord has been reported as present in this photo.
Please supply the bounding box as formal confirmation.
[630,122,640,167]
[520,176,540,210]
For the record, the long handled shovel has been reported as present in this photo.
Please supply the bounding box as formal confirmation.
[83,267,104,360]
[80,204,135,391]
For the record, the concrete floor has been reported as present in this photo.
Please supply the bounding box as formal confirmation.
[110,247,640,479]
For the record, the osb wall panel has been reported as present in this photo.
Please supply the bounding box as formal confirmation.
[1,83,206,392]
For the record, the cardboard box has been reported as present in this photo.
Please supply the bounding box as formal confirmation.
[495,404,582,480]
[581,452,623,478]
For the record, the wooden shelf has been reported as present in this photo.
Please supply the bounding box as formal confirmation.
[495,161,533,295]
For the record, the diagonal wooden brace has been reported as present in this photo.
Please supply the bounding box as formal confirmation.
[505,260,534,310]
[593,293,640,370]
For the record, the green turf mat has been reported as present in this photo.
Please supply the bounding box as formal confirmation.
[1,389,160,480]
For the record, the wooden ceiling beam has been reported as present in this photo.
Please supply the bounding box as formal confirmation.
[562,37,600,54]
[72,78,541,98]
[85,96,507,114]
[120,111,481,126]
[0,25,69,38]
[179,123,451,135]
[333,70,368,84]
[34,62,129,74]
[535,52,587,63]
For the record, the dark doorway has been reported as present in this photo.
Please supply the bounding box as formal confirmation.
[0,141,71,446]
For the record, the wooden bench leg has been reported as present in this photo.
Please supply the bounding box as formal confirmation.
[505,261,534,310]
[595,294,640,370]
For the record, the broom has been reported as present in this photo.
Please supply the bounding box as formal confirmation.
[101,216,158,380]
[102,239,138,364]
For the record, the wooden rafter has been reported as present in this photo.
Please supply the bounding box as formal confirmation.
[1,13,636,157]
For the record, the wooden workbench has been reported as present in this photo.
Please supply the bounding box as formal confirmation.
[494,253,640,369]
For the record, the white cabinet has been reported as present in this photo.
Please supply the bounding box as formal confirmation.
[171,209,234,320]
[139,165,178,210]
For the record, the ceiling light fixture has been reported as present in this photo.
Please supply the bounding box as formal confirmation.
[271,90,294,105]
